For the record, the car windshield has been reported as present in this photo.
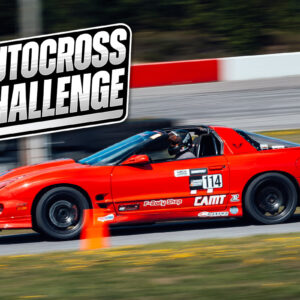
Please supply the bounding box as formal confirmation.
[236,130,300,150]
[79,131,161,165]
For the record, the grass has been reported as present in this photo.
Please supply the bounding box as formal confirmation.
[0,229,34,236]
[259,128,300,144]
[1,233,300,299]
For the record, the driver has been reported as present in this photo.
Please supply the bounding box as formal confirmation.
[168,130,196,160]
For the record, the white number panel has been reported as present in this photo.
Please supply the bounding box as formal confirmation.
[202,174,223,189]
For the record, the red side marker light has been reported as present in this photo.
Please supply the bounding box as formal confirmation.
[16,203,28,211]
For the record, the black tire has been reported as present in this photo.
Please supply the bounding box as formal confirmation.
[244,173,298,224]
[35,187,89,240]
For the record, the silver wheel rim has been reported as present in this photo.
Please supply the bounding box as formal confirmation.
[49,200,79,228]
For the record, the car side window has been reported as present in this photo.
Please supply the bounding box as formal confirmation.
[138,136,176,162]
[138,131,222,162]
[192,133,222,157]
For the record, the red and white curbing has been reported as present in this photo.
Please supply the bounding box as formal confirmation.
[130,52,300,88]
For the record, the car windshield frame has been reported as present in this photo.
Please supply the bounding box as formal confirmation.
[78,131,164,166]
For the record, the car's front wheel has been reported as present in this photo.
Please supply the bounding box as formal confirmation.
[244,173,297,224]
[35,186,89,240]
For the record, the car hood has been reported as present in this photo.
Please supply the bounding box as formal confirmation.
[0,159,81,180]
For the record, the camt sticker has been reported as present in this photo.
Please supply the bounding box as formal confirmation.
[194,195,226,206]
[0,23,132,140]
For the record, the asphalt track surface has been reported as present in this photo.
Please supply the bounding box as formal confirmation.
[3,76,300,255]
[2,216,300,256]
[130,76,300,131]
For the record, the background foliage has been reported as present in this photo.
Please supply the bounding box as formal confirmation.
[1,0,300,61]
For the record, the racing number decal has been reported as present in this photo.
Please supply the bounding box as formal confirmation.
[189,173,223,191]
[202,174,223,189]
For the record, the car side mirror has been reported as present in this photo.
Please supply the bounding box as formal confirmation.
[121,154,150,166]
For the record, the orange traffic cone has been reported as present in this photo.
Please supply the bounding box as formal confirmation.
[80,209,110,250]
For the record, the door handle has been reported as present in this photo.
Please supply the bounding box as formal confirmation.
[208,165,225,171]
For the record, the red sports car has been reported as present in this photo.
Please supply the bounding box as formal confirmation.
[1,125,300,240]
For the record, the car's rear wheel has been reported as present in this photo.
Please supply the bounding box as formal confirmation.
[244,173,297,224]
[35,187,89,240]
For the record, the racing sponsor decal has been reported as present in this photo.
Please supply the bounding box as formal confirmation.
[174,169,190,177]
[97,213,115,222]
[190,178,203,187]
[198,211,229,217]
[260,144,268,150]
[0,23,132,140]
[230,194,240,202]
[190,168,207,175]
[194,195,226,206]
[144,199,183,207]
[272,145,285,149]
[118,204,139,211]
[189,175,202,190]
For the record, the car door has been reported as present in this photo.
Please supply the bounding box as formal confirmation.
[111,154,230,219]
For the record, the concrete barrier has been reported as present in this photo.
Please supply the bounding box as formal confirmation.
[220,52,300,81]
[130,52,300,88]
